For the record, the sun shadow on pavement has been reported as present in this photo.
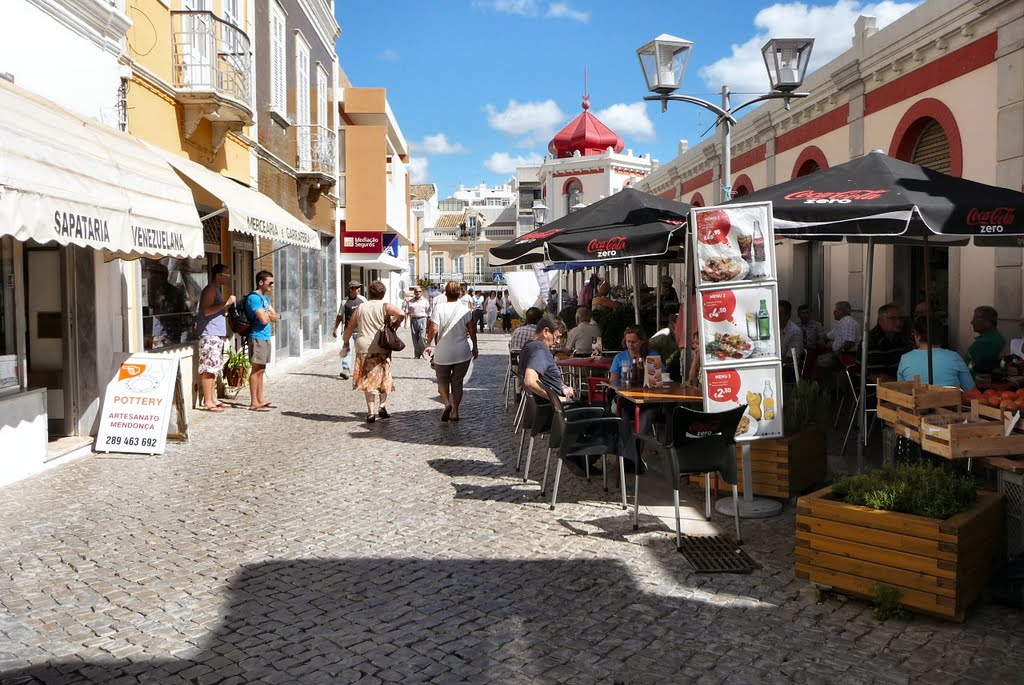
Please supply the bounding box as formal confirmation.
[0,558,760,683]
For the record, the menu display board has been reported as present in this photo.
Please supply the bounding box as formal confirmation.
[704,364,785,440]
[699,284,780,366]
[692,202,783,442]
[693,205,776,284]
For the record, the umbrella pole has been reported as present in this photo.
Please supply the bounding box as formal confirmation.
[655,263,662,333]
[858,238,874,469]
[923,233,933,384]
[682,235,692,385]
[631,258,641,325]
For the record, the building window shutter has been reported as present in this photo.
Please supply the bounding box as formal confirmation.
[316,67,328,130]
[270,3,286,114]
[296,37,311,168]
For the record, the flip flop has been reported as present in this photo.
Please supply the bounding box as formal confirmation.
[249,406,270,412]
[215,402,227,409]
[259,403,278,409]
[200,406,225,413]
[441,406,451,422]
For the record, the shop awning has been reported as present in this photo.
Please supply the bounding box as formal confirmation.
[152,147,320,251]
[0,79,203,259]
[338,252,406,271]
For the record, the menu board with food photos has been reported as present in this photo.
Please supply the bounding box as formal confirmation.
[691,202,783,442]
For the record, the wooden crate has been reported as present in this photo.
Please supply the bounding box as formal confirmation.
[690,429,826,500]
[795,486,1005,621]
[876,380,962,442]
[920,403,1024,459]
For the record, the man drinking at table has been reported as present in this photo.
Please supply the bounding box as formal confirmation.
[520,318,575,401]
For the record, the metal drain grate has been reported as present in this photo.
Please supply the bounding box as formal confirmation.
[677,535,759,573]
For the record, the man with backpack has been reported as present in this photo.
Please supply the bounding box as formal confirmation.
[333,280,366,380]
[196,264,235,412]
[245,270,278,411]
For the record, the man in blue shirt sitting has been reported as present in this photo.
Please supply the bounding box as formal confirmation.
[520,317,574,401]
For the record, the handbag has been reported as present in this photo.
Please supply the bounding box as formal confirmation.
[376,304,406,352]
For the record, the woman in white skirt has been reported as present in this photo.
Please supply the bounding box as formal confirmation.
[484,290,499,333]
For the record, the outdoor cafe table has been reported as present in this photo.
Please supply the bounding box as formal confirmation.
[556,356,612,394]
[600,380,703,433]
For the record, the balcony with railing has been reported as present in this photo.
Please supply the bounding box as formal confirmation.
[171,10,253,150]
[295,124,337,200]
[424,226,515,243]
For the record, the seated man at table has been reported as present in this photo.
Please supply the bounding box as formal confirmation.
[520,317,575,401]
[509,307,542,352]
[562,306,602,357]
[899,317,975,390]
[965,305,1006,374]
[866,303,913,381]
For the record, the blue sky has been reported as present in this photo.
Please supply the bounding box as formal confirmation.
[334,1,920,198]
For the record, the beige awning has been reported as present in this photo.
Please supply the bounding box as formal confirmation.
[152,146,320,251]
[0,79,204,259]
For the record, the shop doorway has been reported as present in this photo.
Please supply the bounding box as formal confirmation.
[790,241,826,322]
[893,245,949,345]
[23,245,74,437]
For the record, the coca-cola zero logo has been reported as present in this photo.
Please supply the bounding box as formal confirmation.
[967,207,1015,234]
[587,236,627,256]
[783,189,889,204]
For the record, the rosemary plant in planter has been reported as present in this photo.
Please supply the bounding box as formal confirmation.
[797,462,1004,621]
[223,346,251,388]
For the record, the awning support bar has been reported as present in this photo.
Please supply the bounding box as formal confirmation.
[199,206,227,222]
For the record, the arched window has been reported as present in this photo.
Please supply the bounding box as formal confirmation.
[690,192,705,207]
[791,145,828,179]
[889,98,962,176]
[564,178,582,214]
[910,119,952,174]
[732,174,753,198]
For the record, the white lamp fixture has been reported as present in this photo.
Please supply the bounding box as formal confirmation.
[532,199,548,226]
[636,34,692,95]
[761,38,814,92]
[570,201,587,213]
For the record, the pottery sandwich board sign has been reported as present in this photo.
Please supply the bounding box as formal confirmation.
[95,354,188,455]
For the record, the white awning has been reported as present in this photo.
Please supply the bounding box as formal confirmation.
[152,146,321,251]
[0,79,203,259]
[338,252,406,272]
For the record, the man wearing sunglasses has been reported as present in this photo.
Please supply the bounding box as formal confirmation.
[245,270,278,411]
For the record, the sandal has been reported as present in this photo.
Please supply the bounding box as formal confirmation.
[441,406,451,422]
[366,414,376,423]
[378,407,391,419]
[248,406,270,412]
[200,406,225,413]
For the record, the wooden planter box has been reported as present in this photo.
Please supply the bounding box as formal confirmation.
[795,486,1005,621]
[919,402,1024,459]
[691,428,826,500]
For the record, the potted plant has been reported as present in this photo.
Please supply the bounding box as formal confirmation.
[695,380,829,499]
[223,346,251,388]
[796,462,1004,621]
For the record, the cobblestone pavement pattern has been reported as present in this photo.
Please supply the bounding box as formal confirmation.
[1,332,1023,684]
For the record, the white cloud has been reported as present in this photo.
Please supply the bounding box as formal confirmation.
[379,48,400,63]
[411,133,469,155]
[593,102,655,142]
[485,99,566,146]
[473,0,539,16]
[407,157,430,183]
[699,1,921,93]
[485,152,545,174]
[546,2,589,22]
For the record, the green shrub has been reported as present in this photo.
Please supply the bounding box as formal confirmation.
[870,583,906,621]
[832,462,977,519]
[782,380,832,435]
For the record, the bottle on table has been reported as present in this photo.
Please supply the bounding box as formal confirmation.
[631,357,644,388]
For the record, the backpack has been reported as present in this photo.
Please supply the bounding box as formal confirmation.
[227,291,258,336]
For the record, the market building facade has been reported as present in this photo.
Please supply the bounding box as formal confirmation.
[634,0,1024,353]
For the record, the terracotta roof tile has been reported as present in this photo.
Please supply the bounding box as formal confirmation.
[410,184,436,201]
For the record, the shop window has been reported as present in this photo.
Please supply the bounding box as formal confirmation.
[141,255,209,350]
[0,237,18,392]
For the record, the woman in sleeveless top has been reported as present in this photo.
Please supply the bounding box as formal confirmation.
[341,280,406,422]
[424,280,477,422]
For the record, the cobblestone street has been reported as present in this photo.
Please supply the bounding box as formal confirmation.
[1,332,1023,684]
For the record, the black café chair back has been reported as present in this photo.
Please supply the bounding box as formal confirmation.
[514,392,553,482]
[543,386,633,511]
[503,350,520,410]
[634,404,747,548]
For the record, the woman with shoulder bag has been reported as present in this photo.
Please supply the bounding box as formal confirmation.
[341,280,406,422]
[425,280,478,422]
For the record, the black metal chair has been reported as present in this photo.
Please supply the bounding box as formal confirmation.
[503,350,520,410]
[515,390,600,485]
[543,386,636,511]
[633,405,747,547]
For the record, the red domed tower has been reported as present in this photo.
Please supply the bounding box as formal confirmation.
[548,95,625,158]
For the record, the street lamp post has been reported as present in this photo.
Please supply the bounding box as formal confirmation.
[637,34,814,202]
[637,34,813,520]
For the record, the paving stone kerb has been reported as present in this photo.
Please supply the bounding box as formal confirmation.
[1,331,1023,684]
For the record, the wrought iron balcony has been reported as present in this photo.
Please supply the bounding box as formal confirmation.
[295,124,337,200]
[171,10,253,150]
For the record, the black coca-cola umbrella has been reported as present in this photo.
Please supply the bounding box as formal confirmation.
[737,150,1024,464]
[488,189,690,266]
[736,150,1023,241]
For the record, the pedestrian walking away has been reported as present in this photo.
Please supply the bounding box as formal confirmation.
[341,280,406,422]
[333,281,366,380]
[196,263,235,412]
[500,289,514,333]
[425,280,478,422]
[407,286,430,358]
[245,270,278,411]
